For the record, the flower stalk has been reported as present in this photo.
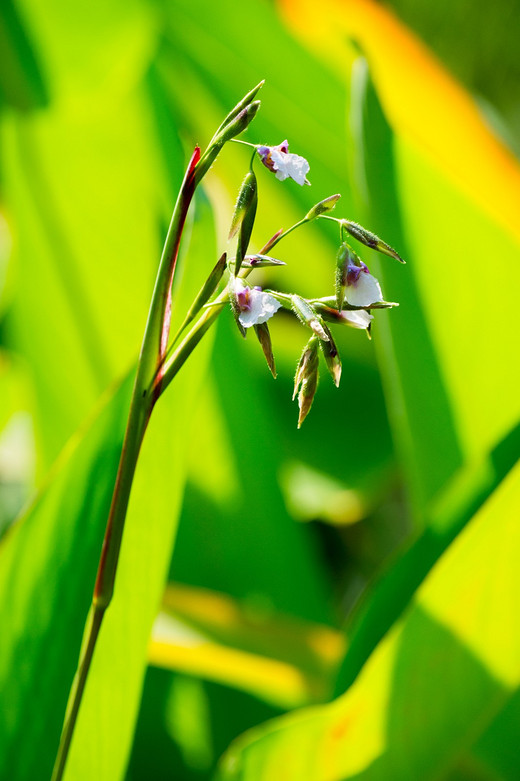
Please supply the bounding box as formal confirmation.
[51,80,404,781]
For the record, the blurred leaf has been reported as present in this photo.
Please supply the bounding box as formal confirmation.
[278,0,520,501]
[219,460,520,780]
[383,0,520,155]
[349,57,464,513]
[148,584,345,708]
[278,0,520,245]
[335,55,520,691]
[0,0,48,111]
[0,183,218,780]
[128,668,284,781]
[0,372,131,780]
[61,188,218,781]
[1,0,164,466]
[0,351,35,537]
[172,316,334,625]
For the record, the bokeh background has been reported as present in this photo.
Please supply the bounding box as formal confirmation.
[1,0,519,779]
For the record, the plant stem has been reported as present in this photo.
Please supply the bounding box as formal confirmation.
[51,146,201,781]
[50,608,104,781]
[261,218,309,254]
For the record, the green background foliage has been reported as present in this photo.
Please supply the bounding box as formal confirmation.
[0,0,518,779]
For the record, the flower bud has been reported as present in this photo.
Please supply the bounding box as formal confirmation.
[196,101,261,185]
[217,101,261,145]
[229,170,258,275]
[254,322,276,378]
[293,337,320,428]
[341,220,405,263]
[291,295,329,341]
[335,242,360,311]
[320,332,341,387]
[260,228,284,254]
[242,254,286,268]
[184,252,227,325]
[305,194,341,221]
[213,81,265,137]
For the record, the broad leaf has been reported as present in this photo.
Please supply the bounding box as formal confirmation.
[219,460,520,780]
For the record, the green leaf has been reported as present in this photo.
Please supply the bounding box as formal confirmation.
[0,0,49,111]
[0,373,132,780]
[219,460,520,780]
[60,189,218,781]
[0,183,218,780]
[333,59,520,693]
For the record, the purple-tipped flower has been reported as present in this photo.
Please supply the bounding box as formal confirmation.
[345,261,383,307]
[257,140,310,186]
[231,278,281,329]
[336,242,383,308]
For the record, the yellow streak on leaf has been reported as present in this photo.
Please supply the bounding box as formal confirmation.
[149,635,311,709]
[279,0,520,243]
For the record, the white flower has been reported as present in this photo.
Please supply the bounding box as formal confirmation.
[257,140,310,186]
[345,262,383,307]
[339,309,373,329]
[232,278,281,328]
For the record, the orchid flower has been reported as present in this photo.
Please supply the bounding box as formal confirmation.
[231,278,281,328]
[257,140,310,185]
[345,261,383,307]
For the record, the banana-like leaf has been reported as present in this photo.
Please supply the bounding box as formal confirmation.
[0,373,131,780]
[219,460,520,780]
[0,185,218,781]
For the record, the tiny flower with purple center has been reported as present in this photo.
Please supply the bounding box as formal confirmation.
[257,140,310,186]
[231,278,281,329]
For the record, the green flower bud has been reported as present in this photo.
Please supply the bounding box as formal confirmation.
[229,170,258,275]
[341,220,405,263]
[293,337,320,428]
[213,81,265,138]
[335,242,361,311]
[254,322,276,378]
[217,100,261,145]
[196,101,261,185]
[305,194,341,221]
[241,254,286,268]
[260,228,284,254]
[320,332,341,387]
[184,252,227,326]
[291,295,329,341]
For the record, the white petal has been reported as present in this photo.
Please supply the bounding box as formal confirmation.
[238,290,281,328]
[270,150,290,180]
[282,153,310,186]
[270,150,309,185]
[342,310,373,329]
[346,272,383,307]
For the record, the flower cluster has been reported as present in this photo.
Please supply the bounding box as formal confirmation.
[222,136,402,426]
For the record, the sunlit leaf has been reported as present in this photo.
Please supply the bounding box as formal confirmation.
[0,373,131,780]
[148,583,345,708]
[220,460,520,780]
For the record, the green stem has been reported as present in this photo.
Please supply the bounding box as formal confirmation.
[261,217,309,254]
[51,146,201,781]
[230,138,258,149]
[51,608,104,781]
